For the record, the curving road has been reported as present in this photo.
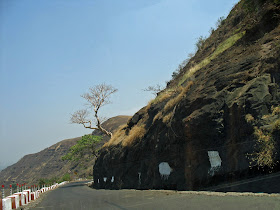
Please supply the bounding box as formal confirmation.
[29,181,280,210]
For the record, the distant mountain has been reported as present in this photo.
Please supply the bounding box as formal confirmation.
[0,115,130,186]
[0,164,11,172]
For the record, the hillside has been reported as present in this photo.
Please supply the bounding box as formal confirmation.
[0,115,130,185]
[93,0,280,191]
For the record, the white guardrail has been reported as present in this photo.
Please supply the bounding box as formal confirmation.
[1,181,69,210]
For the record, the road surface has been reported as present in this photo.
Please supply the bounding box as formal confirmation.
[28,181,280,210]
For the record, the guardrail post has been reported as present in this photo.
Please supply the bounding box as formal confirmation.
[1,185,4,199]
[9,185,12,196]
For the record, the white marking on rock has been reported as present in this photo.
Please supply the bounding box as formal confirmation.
[111,176,114,183]
[138,172,141,184]
[159,162,173,180]
[208,151,222,176]
[103,177,107,182]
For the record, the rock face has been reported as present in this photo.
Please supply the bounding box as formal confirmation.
[93,0,280,191]
[0,115,130,185]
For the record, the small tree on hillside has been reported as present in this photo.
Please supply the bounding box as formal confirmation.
[196,36,206,51]
[143,84,164,96]
[62,135,102,162]
[71,83,117,138]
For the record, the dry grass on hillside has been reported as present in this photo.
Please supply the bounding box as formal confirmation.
[178,31,246,85]
[251,127,276,168]
[164,81,194,112]
[153,111,163,122]
[162,112,173,124]
[104,124,146,147]
[122,125,146,147]
[272,105,280,115]
[105,82,194,147]
[245,113,255,123]
[152,82,193,125]
[145,91,173,112]
[104,124,127,147]
[246,105,280,168]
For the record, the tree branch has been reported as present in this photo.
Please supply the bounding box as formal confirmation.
[71,83,117,138]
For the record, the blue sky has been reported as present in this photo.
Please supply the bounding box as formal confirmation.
[0,0,239,167]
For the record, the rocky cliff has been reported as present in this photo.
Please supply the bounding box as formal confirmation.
[93,0,280,191]
[0,115,130,185]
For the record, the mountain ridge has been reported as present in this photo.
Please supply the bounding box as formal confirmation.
[0,115,130,185]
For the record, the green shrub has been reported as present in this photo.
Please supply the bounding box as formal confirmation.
[195,36,207,51]
[62,135,102,161]
[38,178,47,187]
[61,173,71,182]
[38,177,60,187]
[216,16,225,28]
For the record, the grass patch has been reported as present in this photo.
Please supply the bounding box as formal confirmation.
[246,105,280,168]
[162,112,173,124]
[152,82,193,125]
[105,118,148,147]
[211,31,245,58]
[272,119,280,131]
[105,124,127,146]
[145,99,154,112]
[154,91,173,104]
[272,105,280,115]
[250,127,276,168]
[245,114,255,123]
[164,81,194,112]
[179,31,246,85]
[153,111,163,122]
[122,125,146,147]
[145,90,174,112]
[145,86,185,112]
[105,124,146,147]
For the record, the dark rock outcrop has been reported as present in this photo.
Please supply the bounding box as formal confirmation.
[93,0,280,191]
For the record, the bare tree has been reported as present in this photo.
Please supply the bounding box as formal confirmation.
[70,83,117,138]
[143,84,164,96]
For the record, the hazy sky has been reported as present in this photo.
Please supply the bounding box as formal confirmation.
[0,0,239,167]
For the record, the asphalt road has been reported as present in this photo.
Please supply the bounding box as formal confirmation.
[29,181,280,210]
